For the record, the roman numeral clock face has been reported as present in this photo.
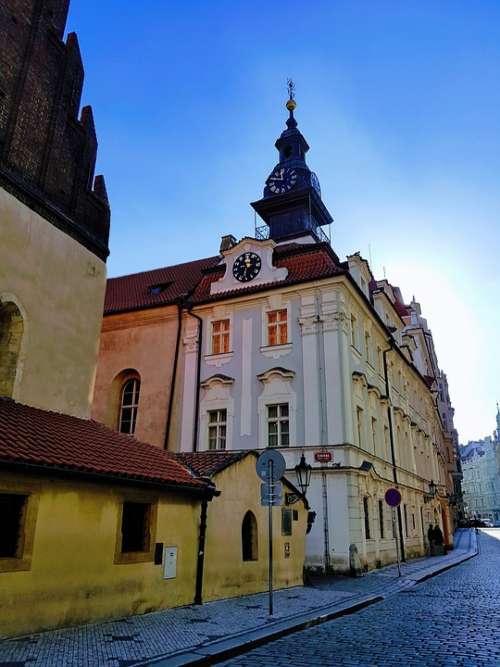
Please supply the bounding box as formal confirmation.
[232,252,262,282]
[266,167,297,194]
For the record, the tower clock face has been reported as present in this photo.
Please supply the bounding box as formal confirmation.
[233,252,262,283]
[266,167,297,194]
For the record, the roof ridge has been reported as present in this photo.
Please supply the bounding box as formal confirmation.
[108,255,220,282]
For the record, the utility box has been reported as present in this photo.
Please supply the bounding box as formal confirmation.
[163,547,177,579]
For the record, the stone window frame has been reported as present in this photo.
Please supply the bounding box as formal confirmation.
[0,293,28,399]
[118,376,141,435]
[207,408,227,450]
[0,479,40,573]
[260,297,292,359]
[199,376,235,452]
[257,368,297,448]
[114,492,158,565]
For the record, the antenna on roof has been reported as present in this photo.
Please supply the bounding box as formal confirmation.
[368,243,373,268]
[383,265,387,279]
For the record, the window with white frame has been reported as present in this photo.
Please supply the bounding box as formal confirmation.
[356,406,364,448]
[119,378,140,434]
[267,403,289,447]
[211,319,230,355]
[350,314,357,348]
[267,308,288,346]
[208,409,227,450]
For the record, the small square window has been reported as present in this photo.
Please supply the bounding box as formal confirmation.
[0,493,27,558]
[121,502,151,553]
[281,508,292,536]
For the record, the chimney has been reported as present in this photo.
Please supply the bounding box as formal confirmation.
[220,235,237,253]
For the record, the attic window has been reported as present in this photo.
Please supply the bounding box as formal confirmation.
[148,282,172,295]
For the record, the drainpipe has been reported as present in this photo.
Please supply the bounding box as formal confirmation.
[187,308,203,452]
[194,497,209,604]
[383,340,406,562]
[163,300,183,450]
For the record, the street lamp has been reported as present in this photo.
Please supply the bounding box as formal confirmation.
[295,453,312,497]
[424,479,437,503]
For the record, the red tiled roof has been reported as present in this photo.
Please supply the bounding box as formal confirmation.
[104,256,221,314]
[174,451,252,478]
[190,243,344,303]
[0,398,212,493]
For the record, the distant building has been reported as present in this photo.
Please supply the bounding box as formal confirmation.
[460,406,500,522]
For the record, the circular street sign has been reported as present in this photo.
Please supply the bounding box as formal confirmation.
[385,488,402,507]
[256,449,286,482]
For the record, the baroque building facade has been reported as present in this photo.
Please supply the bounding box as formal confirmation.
[460,406,500,523]
[93,93,462,573]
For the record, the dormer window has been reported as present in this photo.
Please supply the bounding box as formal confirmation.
[148,282,172,295]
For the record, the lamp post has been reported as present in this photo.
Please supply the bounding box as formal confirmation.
[424,479,437,503]
[295,453,312,497]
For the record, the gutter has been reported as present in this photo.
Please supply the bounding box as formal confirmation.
[187,308,203,452]
[0,459,217,500]
[163,299,183,450]
[383,339,406,562]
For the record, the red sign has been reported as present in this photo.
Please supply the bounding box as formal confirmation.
[385,488,402,507]
[314,451,332,463]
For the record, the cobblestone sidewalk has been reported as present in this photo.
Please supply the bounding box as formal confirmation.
[0,530,476,667]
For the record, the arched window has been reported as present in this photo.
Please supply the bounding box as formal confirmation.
[118,378,140,434]
[242,510,258,561]
[0,301,24,398]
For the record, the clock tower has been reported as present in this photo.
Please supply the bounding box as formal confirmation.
[251,83,333,243]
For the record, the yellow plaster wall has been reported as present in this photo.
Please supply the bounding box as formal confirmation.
[202,456,307,601]
[0,188,106,418]
[92,307,180,447]
[0,472,200,637]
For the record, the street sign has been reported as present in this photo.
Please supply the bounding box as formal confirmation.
[256,449,286,482]
[261,481,283,506]
[385,488,402,507]
[314,451,332,463]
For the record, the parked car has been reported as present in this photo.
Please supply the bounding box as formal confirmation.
[482,519,494,527]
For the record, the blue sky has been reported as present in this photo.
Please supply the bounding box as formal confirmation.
[67,0,500,443]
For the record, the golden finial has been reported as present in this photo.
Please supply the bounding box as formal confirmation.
[286,78,297,111]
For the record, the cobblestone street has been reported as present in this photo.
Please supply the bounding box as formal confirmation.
[221,530,500,667]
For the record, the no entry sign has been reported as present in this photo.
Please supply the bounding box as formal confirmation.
[384,487,402,507]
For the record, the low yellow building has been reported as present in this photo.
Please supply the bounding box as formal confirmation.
[0,400,310,637]
[176,451,309,602]
[0,397,215,637]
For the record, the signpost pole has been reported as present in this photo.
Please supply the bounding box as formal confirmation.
[393,507,401,578]
[268,459,273,616]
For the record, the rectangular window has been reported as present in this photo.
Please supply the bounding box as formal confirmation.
[267,308,288,346]
[363,496,371,539]
[281,508,292,536]
[350,314,357,347]
[412,513,416,530]
[0,493,27,558]
[403,504,408,537]
[208,409,227,450]
[267,403,289,447]
[371,417,377,453]
[121,502,151,553]
[384,425,390,458]
[356,407,364,448]
[377,346,382,372]
[365,331,370,364]
[379,499,384,539]
[211,319,230,355]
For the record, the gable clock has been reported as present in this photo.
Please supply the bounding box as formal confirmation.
[233,252,262,282]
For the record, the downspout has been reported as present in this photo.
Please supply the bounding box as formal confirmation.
[194,497,209,604]
[188,308,203,452]
[163,300,183,450]
[383,340,406,562]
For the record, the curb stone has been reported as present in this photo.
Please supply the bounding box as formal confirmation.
[138,538,478,667]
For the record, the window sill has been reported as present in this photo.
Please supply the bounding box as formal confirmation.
[0,556,32,573]
[260,343,292,359]
[205,351,234,367]
[114,550,154,565]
